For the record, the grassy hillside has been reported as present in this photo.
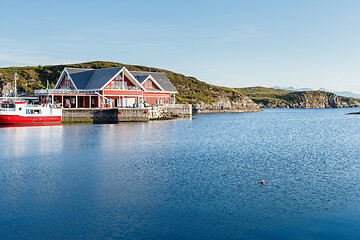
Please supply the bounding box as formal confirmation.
[236,87,293,105]
[237,86,360,107]
[0,61,246,104]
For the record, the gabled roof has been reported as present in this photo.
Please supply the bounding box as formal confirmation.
[130,71,178,93]
[66,68,95,89]
[58,67,177,93]
[133,75,150,84]
[134,74,164,91]
[64,67,124,90]
[86,67,124,89]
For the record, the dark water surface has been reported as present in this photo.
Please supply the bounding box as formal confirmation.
[1,108,360,239]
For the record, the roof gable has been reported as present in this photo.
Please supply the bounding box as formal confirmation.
[59,67,125,90]
[66,68,95,89]
[130,71,178,93]
[86,67,124,89]
[57,67,177,92]
[134,75,150,84]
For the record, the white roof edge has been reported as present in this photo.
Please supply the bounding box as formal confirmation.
[65,69,79,90]
[54,69,66,89]
[54,68,78,90]
[123,68,146,91]
[99,67,125,91]
[142,75,165,92]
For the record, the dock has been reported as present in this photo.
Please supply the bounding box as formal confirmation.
[61,104,192,123]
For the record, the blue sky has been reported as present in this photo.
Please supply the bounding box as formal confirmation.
[1,0,360,92]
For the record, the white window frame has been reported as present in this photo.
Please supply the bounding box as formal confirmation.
[65,81,70,89]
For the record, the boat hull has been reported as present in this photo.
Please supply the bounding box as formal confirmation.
[0,115,62,126]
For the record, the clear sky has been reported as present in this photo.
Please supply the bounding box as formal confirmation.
[1,0,360,92]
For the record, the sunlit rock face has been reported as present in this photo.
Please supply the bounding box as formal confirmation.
[192,96,261,113]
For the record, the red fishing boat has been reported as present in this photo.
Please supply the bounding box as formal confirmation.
[0,72,62,127]
[0,101,62,126]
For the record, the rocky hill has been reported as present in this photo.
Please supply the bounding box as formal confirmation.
[237,87,360,108]
[0,61,260,113]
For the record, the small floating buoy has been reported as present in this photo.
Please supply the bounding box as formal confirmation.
[260,180,265,184]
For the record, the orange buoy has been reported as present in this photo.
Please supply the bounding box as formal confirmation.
[260,180,265,184]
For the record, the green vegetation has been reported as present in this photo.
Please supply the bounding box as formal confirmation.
[236,87,294,105]
[0,61,246,104]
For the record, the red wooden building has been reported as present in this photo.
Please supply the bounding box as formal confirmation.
[36,67,178,108]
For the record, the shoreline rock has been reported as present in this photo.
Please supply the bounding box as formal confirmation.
[192,96,261,114]
[257,92,360,109]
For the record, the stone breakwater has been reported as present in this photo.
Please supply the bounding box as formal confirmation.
[148,104,192,120]
[62,104,192,123]
[192,97,261,114]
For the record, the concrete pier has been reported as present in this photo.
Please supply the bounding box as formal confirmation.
[62,104,192,123]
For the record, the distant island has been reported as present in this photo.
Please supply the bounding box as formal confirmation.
[1,61,359,112]
[272,86,360,99]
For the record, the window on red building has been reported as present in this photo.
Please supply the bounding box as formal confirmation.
[145,80,152,88]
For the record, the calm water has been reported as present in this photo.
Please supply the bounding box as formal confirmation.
[1,108,360,239]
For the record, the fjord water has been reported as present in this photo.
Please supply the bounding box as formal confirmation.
[1,109,360,239]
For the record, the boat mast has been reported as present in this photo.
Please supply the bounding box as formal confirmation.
[47,80,50,104]
[14,70,18,100]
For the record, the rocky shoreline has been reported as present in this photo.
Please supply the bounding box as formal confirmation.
[191,92,360,113]
[257,92,360,109]
[192,96,261,114]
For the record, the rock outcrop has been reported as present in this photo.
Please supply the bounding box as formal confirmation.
[193,96,261,113]
[258,92,360,108]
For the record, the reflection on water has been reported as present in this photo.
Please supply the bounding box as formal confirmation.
[1,108,360,239]
[1,125,64,157]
